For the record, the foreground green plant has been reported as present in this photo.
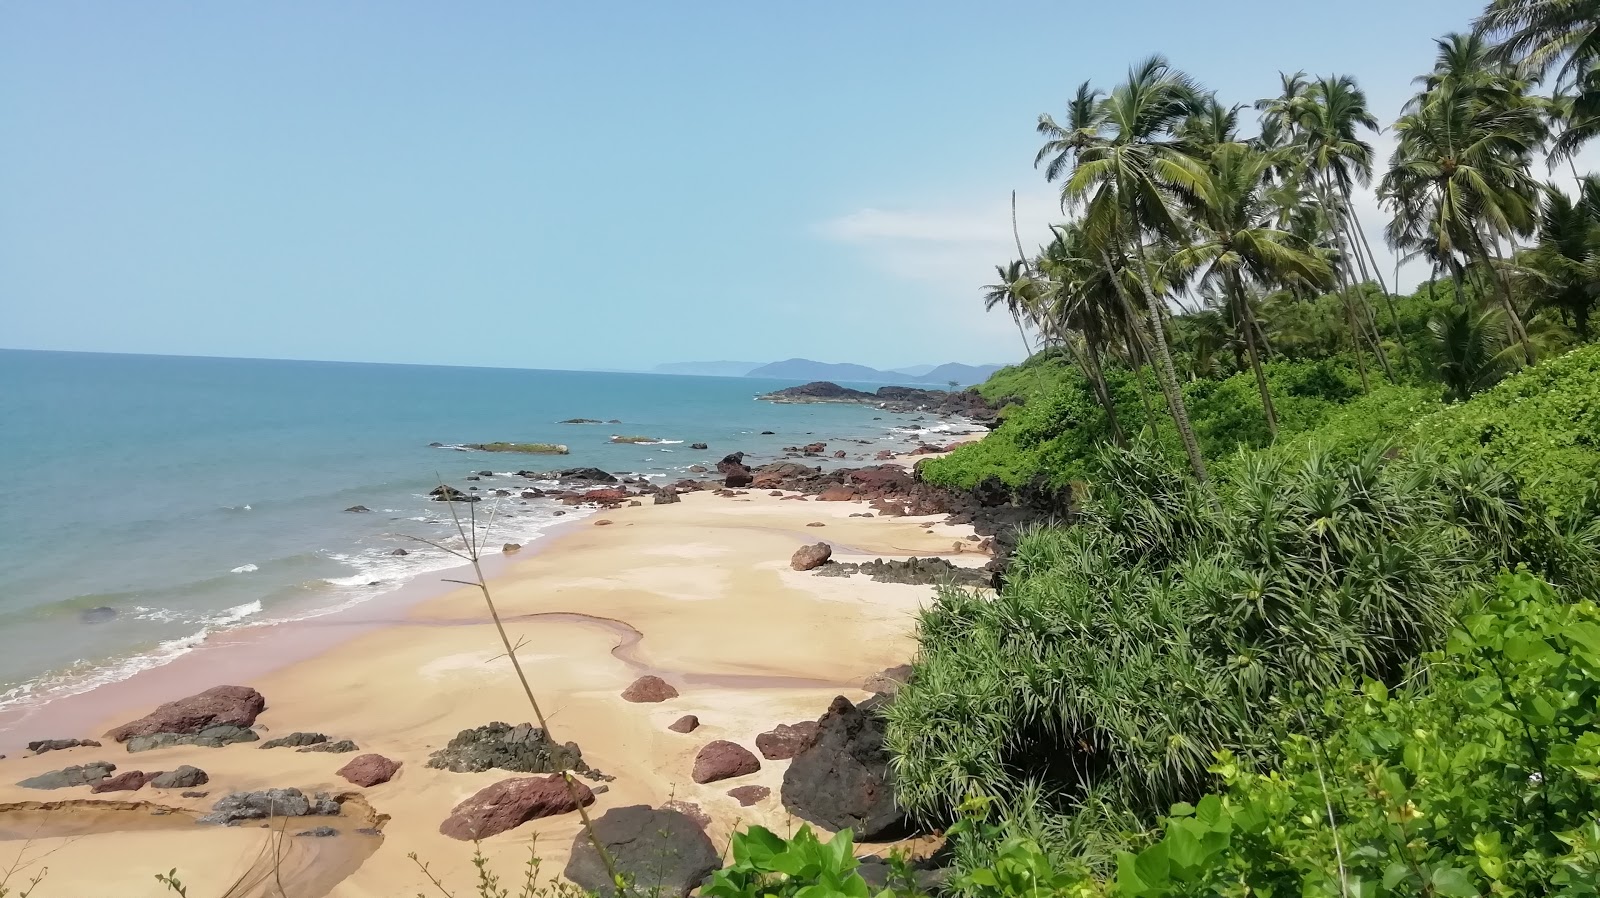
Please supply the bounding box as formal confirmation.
[705,826,877,898]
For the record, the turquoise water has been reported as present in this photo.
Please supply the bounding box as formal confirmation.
[0,349,946,711]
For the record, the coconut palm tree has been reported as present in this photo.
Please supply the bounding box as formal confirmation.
[1059,56,1211,481]
[982,260,1040,360]
[1476,0,1600,101]
[1429,301,1521,400]
[1036,82,1107,183]
[1168,142,1334,436]
[1037,223,1129,445]
[1510,180,1600,339]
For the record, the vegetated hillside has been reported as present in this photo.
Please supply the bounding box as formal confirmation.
[744,358,1003,385]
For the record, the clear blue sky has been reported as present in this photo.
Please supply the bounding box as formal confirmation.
[1,1,1488,371]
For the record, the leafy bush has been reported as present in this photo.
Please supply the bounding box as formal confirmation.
[1183,357,1363,454]
[888,441,1592,862]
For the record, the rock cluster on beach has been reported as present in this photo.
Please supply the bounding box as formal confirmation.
[197,788,342,825]
[424,722,590,776]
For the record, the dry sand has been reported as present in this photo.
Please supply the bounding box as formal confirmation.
[0,479,986,897]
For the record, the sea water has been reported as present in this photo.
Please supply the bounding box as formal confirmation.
[0,349,961,713]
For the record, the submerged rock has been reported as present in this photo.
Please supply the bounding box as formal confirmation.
[17,761,116,790]
[126,725,258,753]
[439,774,594,840]
[425,722,588,775]
[80,607,118,624]
[564,805,720,898]
[344,505,371,513]
[107,685,266,742]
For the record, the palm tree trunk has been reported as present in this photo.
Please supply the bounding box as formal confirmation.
[1316,176,1393,381]
[1119,315,1162,436]
[1472,231,1535,364]
[1119,244,1208,481]
[1346,203,1413,374]
[1231,269,1277,438]
[1338,217,1396,380]
[1081,333,1127,448]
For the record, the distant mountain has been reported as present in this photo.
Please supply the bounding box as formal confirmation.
[743,358,1003,386]
[651,361,763,377]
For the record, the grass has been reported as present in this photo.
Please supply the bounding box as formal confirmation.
[467,442,571,454]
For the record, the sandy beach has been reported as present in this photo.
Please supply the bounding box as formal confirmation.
[0,463,985,897]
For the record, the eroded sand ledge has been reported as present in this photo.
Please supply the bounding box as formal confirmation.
[0,484,985,897]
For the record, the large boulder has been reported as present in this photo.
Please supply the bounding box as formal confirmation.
[724,469,754,488]
[107,686,265,742]
[90,770,154,793]
[817,485,857,502]
[621,676,678,703]
[781,696,909,840]
[564,805,720,898]
[654,489,681,505]
[714,453,747,475]
[17,761,116,790]
[197,788,341,825]
[692,740,760,784]
[755,721,820,760]
[425,722,588,775]
[790,542,832,571]
[125,725,258,753]
[337,754,402,787]
[439,775,594,840]
[150,766,209,789]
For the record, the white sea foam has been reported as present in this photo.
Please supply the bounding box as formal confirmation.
[230,563,259,573]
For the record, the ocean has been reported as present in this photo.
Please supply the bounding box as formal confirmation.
[0,349,957,717]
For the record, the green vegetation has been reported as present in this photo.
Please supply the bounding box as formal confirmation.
[466,442,571,454]
[608,435,659,444]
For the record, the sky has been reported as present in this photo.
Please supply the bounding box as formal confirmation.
[0,0,1535,371]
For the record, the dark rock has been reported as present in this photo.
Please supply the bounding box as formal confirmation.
[863,664,915,696]
[80,606,118,624]
[356,827,382,836]
[689,443,708,450]
[621,676,678,703]
[687,465,708,473]
[439,774,594,840]
[564,805,720,898]
[761,430,775,435]
[296,826,339,837]
[181,790,209,798]
[477,470,495,477]
[593,519,614,527]
[727,785,770,806]
[667,715,700,734]
[756,721,820,760]
[150,766,209,789]
[17,761,116,789]
[692,740,760,783]
[654,489,681,505]
[27,738,101,754]
[814,557,989,588]
[126,725,259,753]
[714,453,747,475]
[759,382,877,402]
[390,548,410,556]
[298,739,358,753]
[607,419,622,424]
[663,799,711,829]
[833,450,847,458]
[466,475,481,481]
[259,732,327,750]
[425,722,589,775]
[197,788,341,825]
[781,696,910,840]
[817,485,857,502]
[91,770,154,793]
[560,418,603,424]
[344,505,371,513]
[558,467,618,483]
[790,542,832,571]
[337,754,401,787]
[429,485,480,503]
[109,685,267,742]
[857,858,952,894]
[502,543,522,553]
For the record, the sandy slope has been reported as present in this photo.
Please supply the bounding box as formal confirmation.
[0,486,984,897]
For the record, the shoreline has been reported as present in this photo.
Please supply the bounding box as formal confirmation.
[0,440,987,896]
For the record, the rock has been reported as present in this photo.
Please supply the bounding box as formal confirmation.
[667,715,700,734]
[17,761,116,790]
[781,696,910,840]
[727,785,770,807]
[560,418,603,424]
[715,453,748,475]
[150,766,209,789]
[583,488,631,502]
[259,732,327,750]
[559,467,618,483]
[692,740,760,783]
[862,664,915,696]
[337,754,402,787]
[662,799,711,829]
[875,449,896,460]
[628,500,642,507]
[833,450,847,458]
[425,722,589,775]
[298,739,359,753]
[344,505,371,513]
[594,519,614,527]
[126,725,260,752]
[564,805,720,898]
[27,738,101,754]
[755,721,820,760]
[621,676,678,703]
[90,770,154,793]
[197,788,341,825]
[857,858,952,894]
[654,489,681,505]
[687,465,708,473]
[815,557,989,588]
[181,790,209,798]
[439,774,594,840]
[478,471,495,477]
[296,826,339,837]
[502,543,522,553]
[429,485,480,502]
[390,548,410,556]
[494,489,512,497]
[761,431,775,435]
[607,420,622,424]
[466,476,480,481]
[107,686,266,742]
[80,606,118,624]
[690,443,708,450]
[790,542,832,571]
[806,522,825,528]
[817,485,857,502]
[725,469,754,488]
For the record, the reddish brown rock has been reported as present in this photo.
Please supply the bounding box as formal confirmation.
[768,490,784,497]
[875,450,896,461]
[439,775,594,840]
[106,686,265,742]
[790,542,832,571]
[583,488,630,503]
[337,753,402,787]
[663,799,712,829]
[667,715,700,734]
[847,466,916,495]
[864,663,916,696]
[89,770,154,793]
[727,785,770,807]
[692,740,760,784]
[870,498,907,516]
[621,675,679,703]
[755,721,820,760]
[725,469,754,488]
[817,485,857,502]
[833,450,847,458]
